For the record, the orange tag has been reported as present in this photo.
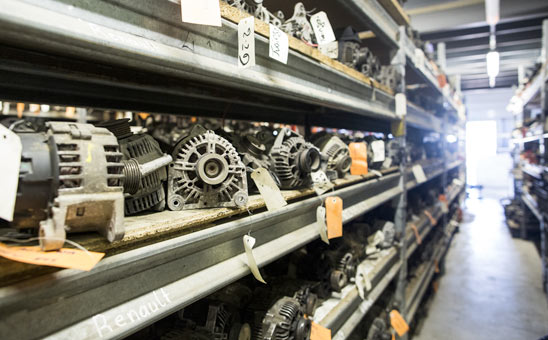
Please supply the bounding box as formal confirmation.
[432,280,439,292]
[389,310,409,337]
[438,194,447,203]
[138,112,150,120]
[16,103,25,118]
[424,210,436,225]
[391,333,395,340]
[326,196,343,239]
[310,321,331,340]
[410,223,422,245]
[349,142,368,175]
[0,243,104,271]
[434,259,440,273]
[66,106,76,117]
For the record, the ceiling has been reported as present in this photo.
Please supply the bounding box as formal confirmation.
[404,0,548,90]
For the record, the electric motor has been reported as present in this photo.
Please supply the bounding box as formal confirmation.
[258,297,311,340]
[311,132,351,179]
[167,125,248,210]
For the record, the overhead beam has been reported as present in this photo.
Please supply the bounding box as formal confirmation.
[406,0,484,16]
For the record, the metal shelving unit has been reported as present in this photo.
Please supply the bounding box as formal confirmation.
[0,1,466,339]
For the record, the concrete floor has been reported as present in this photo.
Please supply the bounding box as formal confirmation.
[414,196,548,340]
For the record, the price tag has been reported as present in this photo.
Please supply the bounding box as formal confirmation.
[412,164,427,183]
[395,93,407,117]
[349,142,368,175]
[16,103,24,117]
[439,194,449,213]
[310,11,336,45]
[318,41,338,58]
[410,223,422,244]
[180,0,221,26]
[316,206,329,244]
[389,310,409,336]
[310,321,331,340]
[0,243,104,271]
[269,24,289,64]
[238,16,255,69]
[0,125,22,221]
[243,235,266,284]
[371,140,385,162]
[251,168,287,212]
[326,196,343,239]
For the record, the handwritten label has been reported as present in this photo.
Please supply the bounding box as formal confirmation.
[243,235,266,283]
[238,16,255,68]
[316,206,329,244]
[180,0,221,27]
[269,24,289,64]
[326,196,343,239]
[251,168,287,211]
[0,125,21,221]
[310,11,336,45]
[371,140,385,162]
[412,164,427,183]
[318,41,338,58]
[0,243,104,271]
[310,321,331,340]
[389,310,409,336]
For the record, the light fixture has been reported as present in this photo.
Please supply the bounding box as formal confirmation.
[485,0,500,26]
[485,0,500,88]
[486,50,499,87]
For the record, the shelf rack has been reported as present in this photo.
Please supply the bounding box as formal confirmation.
[0,0,466,339]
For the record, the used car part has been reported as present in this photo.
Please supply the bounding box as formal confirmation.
[281,3,316,45]
[311,131,352,179]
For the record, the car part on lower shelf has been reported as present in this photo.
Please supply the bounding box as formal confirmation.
[167,125,248,210]
[9,121,126,250]
[365,317,392,340]
[267,128,321,189]
[384,139,403,168]
[281,3,316,45]
[97,119,172,215]
[310,132,352,179]
[257,296,311,340]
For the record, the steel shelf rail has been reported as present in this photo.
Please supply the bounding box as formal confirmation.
[522,192,543,221]
[405,159,451,191]
[406,102,443,133]
[508,63,547,114]
[0,0,396,131]
[0,172,403,340]
[511,133,548,145]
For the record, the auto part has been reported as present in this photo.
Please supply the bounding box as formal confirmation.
[365,317,391,340]
[268,128,321,189]
[258,296,311,340]
[378,65,401,92]
[311,132,352,179]
[226,0,284,27]
[167,125,248,209]
[11,121,125,250]
[98,119,172,215]
[281,3,315,45]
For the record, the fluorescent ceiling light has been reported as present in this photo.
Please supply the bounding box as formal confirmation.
[485,0,500,26]
[486,51,499,77]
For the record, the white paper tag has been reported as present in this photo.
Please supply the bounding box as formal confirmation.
[395,93,407,117]
[412,164,427,183]
[269,24,289,64]
[243,235,266,284]
[371,140,385,162]
[356,264,372,299]
[382,157,392,169]
[310,11,336,45]
[311,170,334,196]
[251,168,287,212]
[238,16,255,69]
[318,41,338,58]
[316,206,329,244]
[0,125,22,221]
[370,169,383,177]
[180,0,221,26]
[441,201,449,214]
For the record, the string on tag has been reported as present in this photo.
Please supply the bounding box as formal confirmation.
[0,236,93,258]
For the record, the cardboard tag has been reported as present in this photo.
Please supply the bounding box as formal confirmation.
[0,243,104,271]
[16,103,24,118]
[0,125,22,221]
[238,16,255,69]
[410,223,422,245]
[326,196,343,239]
[316,206,329,244]
[251,168,287,212]
[311,170,334,196]
[269,24,289,64]
[412,164,427,183]
[310,321,331,340]
[389,310,409,336]
[439,194,449,213]
[371,140,385,162]
[349,142,368,175]
[355,263,372,299]
[180,0,221,26]
[434,259,440,273]
[318,41,338,58]
[310,11,336,45]
[395,93,407,117]
[243,235,266,284]
[424,210,437,225]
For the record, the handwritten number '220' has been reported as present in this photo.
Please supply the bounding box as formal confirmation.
[239,28,252,65]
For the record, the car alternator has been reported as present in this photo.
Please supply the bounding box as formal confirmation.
[281,3,316,45]
[167,125,248,210]
[259,297,311,340]
[378,65,402,92]
[11,121,125,250]
[97,119,172,215]
[365,317,392,340]
[268,128,321,189]
[311,132,352,179]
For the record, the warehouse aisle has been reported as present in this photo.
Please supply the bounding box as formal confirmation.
[414,196,548,340]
